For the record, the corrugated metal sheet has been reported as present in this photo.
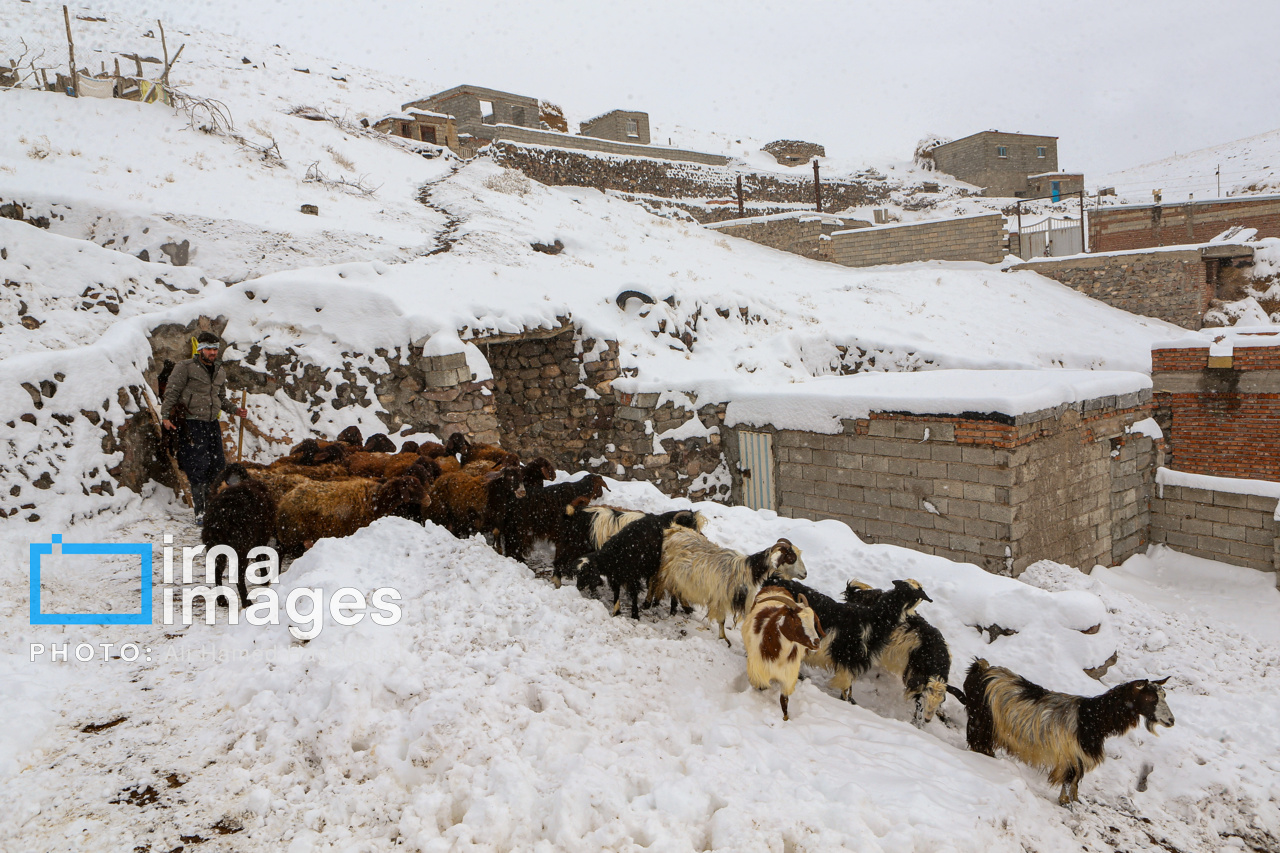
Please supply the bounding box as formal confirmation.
[738,430,775,511]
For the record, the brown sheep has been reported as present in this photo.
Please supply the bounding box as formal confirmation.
[336,425,364,446]
[285,438,351,466]
[344,450,424,479]
[424,465,525,539]
[363,433,397,453]
[276,474,427,557]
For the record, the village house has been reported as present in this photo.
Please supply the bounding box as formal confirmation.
[931,130,1081,198]
[580,109,651,145]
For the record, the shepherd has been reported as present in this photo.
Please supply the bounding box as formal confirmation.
[161,331,247,524]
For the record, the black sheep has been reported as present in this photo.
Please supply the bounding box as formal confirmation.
[844,580,959,725]
[203,463,277,608]
[363,433,397,453]
[768,577,931,704]
[574,509,698,619]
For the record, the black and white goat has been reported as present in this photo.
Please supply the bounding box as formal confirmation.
[553,502,646,589]
[844,580,959,726]
[653,529,808,646]
[769,578,932,703]
[573,509,700,619]
[963,658,1174,806]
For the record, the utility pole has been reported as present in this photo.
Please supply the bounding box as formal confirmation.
[812,159,822,213]
[1216,164,1221,198]
[1078,190,1086,253]
[736,175,744,217]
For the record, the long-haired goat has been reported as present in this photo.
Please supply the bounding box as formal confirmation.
[744,586,825,721]
[203,465,277,607]
[768,578,932,704]
[653,528,808,646]
[502,472,607,562]
[963,658,1174,806]
[844,579,959,726]
[573,510,700,619]
[276,474,426,557]
[552,503,647,588]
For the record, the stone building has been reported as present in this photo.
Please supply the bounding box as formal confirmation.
[762,140,826,166]
[409,85,542,136]
[1027,172,1085,200]
[371,108,460,150]
[931,131,1074,198]
[580,110,650,145]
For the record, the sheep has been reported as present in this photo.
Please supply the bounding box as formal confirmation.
[276,474,426,557]
[962,658,1174,806]
[400,440,420,455]
[202,465,277,607]
[284,437,350,466]
[552,502,647,588]
[343,450,425,479]
[767,578,932,704]
[573,510,700,619]
[424,464,526,539]
[447,432,522,469]
[743,586,826,721]
[363,433,397,453]
[501,472,608,563]
[843,579,960,726]
[336,425,364,446]
[652,529,808,646]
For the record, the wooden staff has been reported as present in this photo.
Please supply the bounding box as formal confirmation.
[142,385,193,508]
[236,390,247,462]
[62,5,78,96]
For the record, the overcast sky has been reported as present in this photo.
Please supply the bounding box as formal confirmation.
[102,0,1280,178]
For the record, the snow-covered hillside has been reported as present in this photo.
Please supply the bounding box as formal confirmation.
[3,2,1279,852]
[1098,126,1280,205]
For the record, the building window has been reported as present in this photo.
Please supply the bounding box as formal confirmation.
[479,100,494,124]
[626,118,639,138]
[997,146,1008,158]
[1037,146,1047,158]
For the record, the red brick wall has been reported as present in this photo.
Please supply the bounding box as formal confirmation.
[1090,197,1280,253]
[1152,343,1280,481]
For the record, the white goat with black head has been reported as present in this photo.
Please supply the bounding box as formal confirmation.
[652,528,807,646]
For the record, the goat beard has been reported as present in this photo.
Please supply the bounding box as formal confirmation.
[1145,715,1171,734]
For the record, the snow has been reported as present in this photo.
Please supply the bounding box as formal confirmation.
[1126,417,1163,441]
[1156,467,1280,502]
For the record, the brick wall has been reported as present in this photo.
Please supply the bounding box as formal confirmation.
[1089,196,1280,253]
[932,132,1058,197]
[733,392,1154,575]
[707,212,864,261]
[827,213,1005,267]
[1011,248,1215,329]
[1150,482,1278,572]
[489,144,894,223]
[1152,342,1280,481]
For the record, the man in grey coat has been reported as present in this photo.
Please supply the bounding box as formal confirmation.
[161,331,247,522]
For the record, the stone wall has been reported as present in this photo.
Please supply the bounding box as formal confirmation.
[931,132,1058,197]
[1089,195,1280,253]
[706,212,866,261]
[487,144,894,223]
[827,213,1006,267]
[1151,341,1280,480]
[733,392,1154,575]
[481,126,729,166]
[1150,480,1279,573]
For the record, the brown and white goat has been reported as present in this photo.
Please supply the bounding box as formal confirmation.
[653,528,807,646]
[743,586,825,721]
[963,658,1175,805]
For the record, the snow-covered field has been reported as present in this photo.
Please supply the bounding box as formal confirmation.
[4,2,1280,850]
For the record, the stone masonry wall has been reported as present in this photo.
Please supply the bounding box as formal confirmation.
[1089,196,1280,253]
[754,393,1153,575]
[1150,482,1279,572]
[483,126,728,166]
[827,213,1006,268]
[707,213,864,262]
[1011,248,1215,329]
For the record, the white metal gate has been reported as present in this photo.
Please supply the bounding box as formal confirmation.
[1019,217,1083,259]
[738,430,775,511]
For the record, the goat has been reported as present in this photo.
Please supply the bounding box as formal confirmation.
[202,465,277,607]
[335,425,364,446]
[963,658,1174,806]
[276,474,426,557]
[768,578,932,704]
[552,503,646,588]
[502,472,607,563]
[653,529,808,646]
[743,586,825,721]
[573,510,699,619]
[844,580,959,725]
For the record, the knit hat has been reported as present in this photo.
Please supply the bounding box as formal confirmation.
[196,331,220,348]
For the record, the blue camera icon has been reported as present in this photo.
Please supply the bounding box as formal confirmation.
[29,535,153,625]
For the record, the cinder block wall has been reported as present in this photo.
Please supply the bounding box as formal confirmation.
[1150,483,1278,572]
[709,214,856,261]
[1090,196,1280,253]
[1011,248,1214,329]
[749,393,1154,575]
[827,213,1005,267]
[1152,343,1280,480]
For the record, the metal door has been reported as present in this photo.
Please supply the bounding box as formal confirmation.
[738,430,776,511]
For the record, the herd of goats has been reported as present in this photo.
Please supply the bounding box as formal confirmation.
[199,426,1175,807]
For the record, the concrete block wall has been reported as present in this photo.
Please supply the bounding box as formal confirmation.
[755,393,1154,575]
[1150,483,1279,573]
[827,213,1005,268]
[1012,248,1215,330]
[1089,195,1280,253]
[580,110,651,145]
[708,213,862,261]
